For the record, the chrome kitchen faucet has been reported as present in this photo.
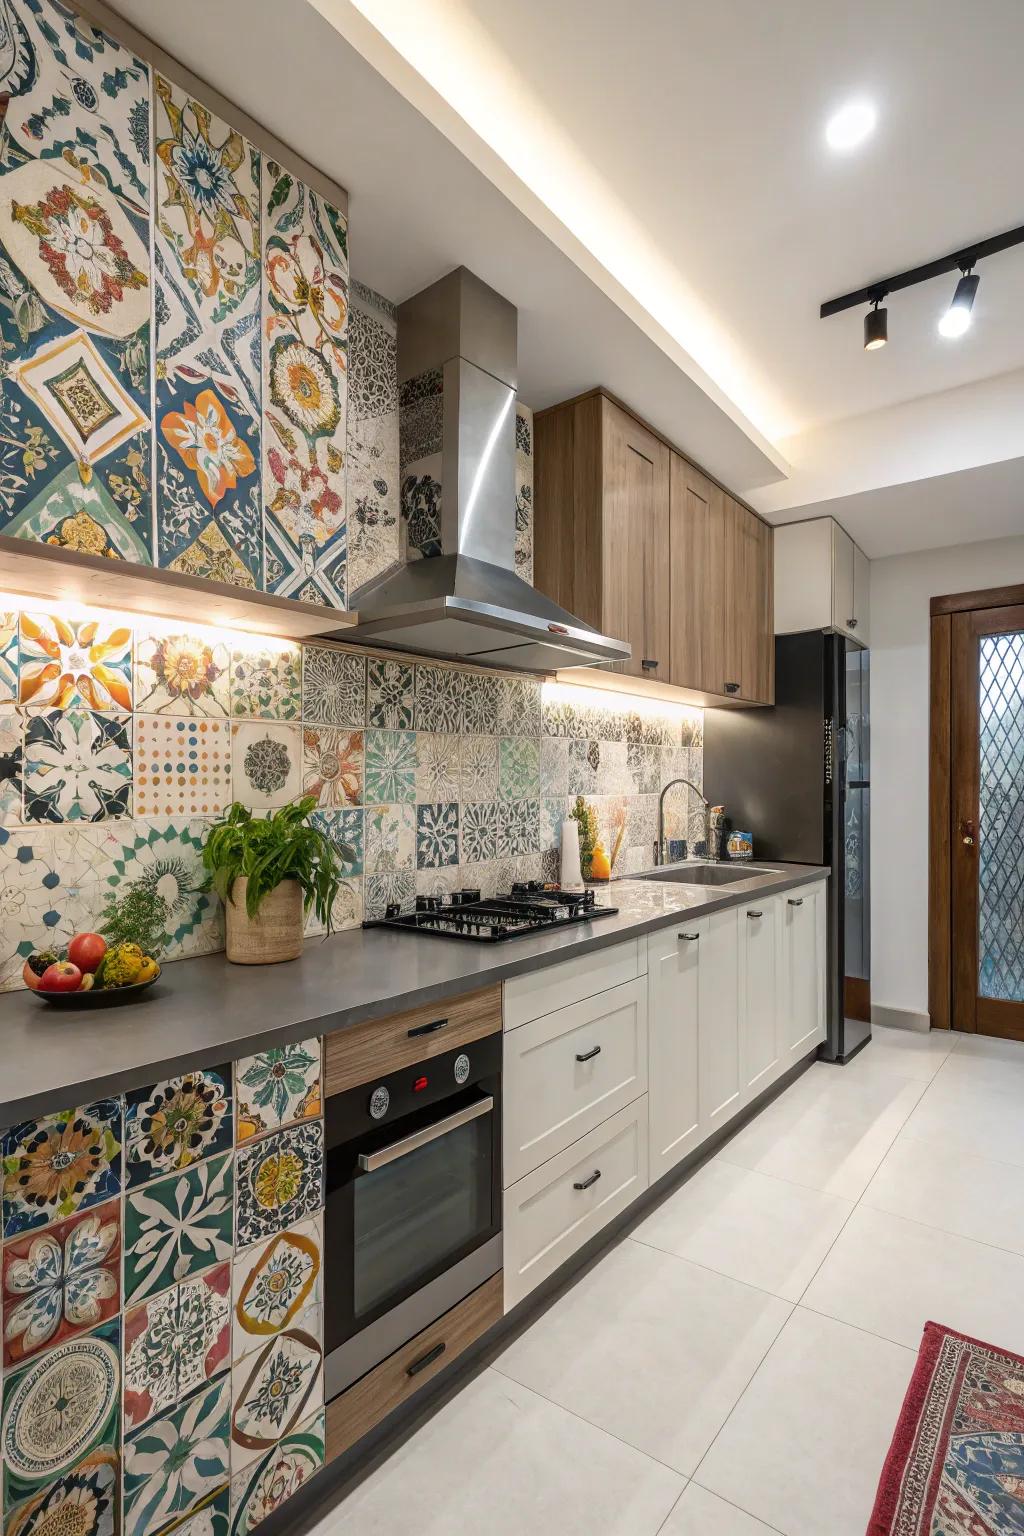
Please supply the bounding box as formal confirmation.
[656,778,711,865]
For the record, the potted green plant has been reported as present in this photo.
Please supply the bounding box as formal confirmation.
[202,797,345,965]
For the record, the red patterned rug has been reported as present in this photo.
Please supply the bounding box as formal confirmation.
[868,1321,1024,1535]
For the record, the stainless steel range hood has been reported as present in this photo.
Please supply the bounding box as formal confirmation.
[328,268,630,671]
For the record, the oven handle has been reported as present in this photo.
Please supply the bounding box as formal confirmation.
[357,1094,495,1172]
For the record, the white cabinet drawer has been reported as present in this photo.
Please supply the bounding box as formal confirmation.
[503,1099,649,1312]
[503,977,648,1185]
[503,938,645,1030]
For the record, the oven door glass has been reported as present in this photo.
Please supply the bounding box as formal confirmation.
[353,1101,494,1321]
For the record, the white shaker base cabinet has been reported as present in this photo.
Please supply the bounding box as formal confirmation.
[778,882,827,1068]
[647,916,705,1182]
[739,896,781,1102]
[698,909,743,1137]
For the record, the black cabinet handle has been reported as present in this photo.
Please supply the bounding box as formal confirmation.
[641,658,659,671]
[746,909,763,919]
[848,618,858,629]
[678,931,700,942]
[408,1017,447,1038]
[724,681,740,694]
[406,1341,446,1378]
[575,1045,602,1062]
[787,897,804,907]
[573,1169,602,1191]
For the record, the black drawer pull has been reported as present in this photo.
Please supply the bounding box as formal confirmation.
[573,1169,602,1191]
[678,931,700,942]
[641,658,659,671]
[406,1341,446,1378]
[724,681,740,694]
[575,1045,601,1063]
[408,1017,447,1038]
[848,618,858,629]
[746,909,763,919]
[787,898,804,907]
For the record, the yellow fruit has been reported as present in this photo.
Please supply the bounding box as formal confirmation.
[78,973,94,992]
[99,942,144,988]
[136,956,159,984]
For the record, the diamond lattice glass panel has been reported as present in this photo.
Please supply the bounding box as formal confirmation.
[979,633,1024,1001]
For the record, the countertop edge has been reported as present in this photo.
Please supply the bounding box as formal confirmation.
[0,866,828,1125]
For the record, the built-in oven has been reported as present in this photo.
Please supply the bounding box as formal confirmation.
[323,1030,502,1398]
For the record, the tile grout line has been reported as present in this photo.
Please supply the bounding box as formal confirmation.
[686,1480,790,1535]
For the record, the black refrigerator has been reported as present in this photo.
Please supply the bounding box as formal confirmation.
[703,632,871,1064]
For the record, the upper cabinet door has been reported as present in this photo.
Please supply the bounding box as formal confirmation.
[852,543,871,646]
[669,453,716,691]
[601,400,670,680]
[831,523,856,638]
[726,497,774,704]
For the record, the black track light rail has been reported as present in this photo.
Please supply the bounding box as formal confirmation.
[820,222,1024,318]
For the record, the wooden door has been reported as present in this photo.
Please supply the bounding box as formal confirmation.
[951,604,1024,1039]
[647,922,704,1182]
[727,496,773,704]
[601,400,670,680]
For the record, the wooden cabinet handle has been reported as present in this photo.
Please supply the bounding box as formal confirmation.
[406,1341,446,1378]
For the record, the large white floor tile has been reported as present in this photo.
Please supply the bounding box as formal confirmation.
[714,1069,923,1200]
[312,1369,683,1536]
[696,1309,915,1536]
[938,1032,1024,1098]
[633,1159,853,1301]
[661,1483,782,1535]
[901,1074,1024,1170]
[493,1238,791,1475]
[864,1135,1024,1254]
[802,1203,1024,1352]
[843,1024,955,1083]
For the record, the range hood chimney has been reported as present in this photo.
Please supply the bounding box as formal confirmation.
[326,268,630,671]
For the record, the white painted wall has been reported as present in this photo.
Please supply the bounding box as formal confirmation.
[871,534,1024,1017]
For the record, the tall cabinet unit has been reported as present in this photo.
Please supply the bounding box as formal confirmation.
[774,516,870,644]
[534,390,774,706]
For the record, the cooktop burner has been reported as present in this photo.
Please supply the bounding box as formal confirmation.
[366,882,618,942]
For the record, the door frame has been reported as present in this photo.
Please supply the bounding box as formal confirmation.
[929,581,1024,1030]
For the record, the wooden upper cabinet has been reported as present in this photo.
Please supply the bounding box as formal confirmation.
[534,389,773,706]
[600,399,670,681]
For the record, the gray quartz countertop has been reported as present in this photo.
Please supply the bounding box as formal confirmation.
[0,862,827,1125]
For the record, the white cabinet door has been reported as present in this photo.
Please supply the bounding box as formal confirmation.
[700,907,742,1135]
[739,897,780,1100]
[778,882,826,1067]
[773,519,832,634]
[503,977,647,1186]
[503,938,644,1030]
[831,523,856,638]
[852,543,871,646]
[647,919,705,1182]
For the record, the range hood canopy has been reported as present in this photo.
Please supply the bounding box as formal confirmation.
[323,268,630,671]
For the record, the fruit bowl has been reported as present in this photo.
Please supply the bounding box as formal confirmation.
[31,969,162,1008]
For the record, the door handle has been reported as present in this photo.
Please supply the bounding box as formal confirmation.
[678,931,700,941]
[358,1095,493,1171]
[573,1169,602,1191]
[408,1016,447,1038]
[575,1045,601,1063]
[746,909,763,919]
[406,1342,446,1378]
[787,898,804,907]
[641,658,659,671]
[960,818,976,848]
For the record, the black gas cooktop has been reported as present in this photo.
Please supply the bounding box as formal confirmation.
[367,882,618,942]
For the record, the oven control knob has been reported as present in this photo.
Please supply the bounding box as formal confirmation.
[368,1084,390,1120]
[453,1053,470,1086]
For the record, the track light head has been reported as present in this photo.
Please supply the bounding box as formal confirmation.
[864,301,888,351]
[938,270,979,339]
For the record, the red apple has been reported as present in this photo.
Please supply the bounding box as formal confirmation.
[67,932,106,974]
[39,961,82,993]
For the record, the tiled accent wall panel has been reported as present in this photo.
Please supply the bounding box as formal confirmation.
[347,282,399,595]
[0,1044,326,1536]
[515,403,534,584]
[0,594,703,990]
[0,0,348,606]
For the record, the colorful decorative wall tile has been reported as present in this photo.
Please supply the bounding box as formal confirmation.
[301,646,365,727]
[364,869,416,920]
[460,800,498,864]
[415,732,461,803]
[261,164,348,605]
[231,1216,322,1357]
[1,1316,121,1516]
[22,708,132,822]
[234,1123,323,1250]
[230,1323,323,1479]
[0,712,24,826]
[0,825,98,990]
[124,1065,233,1187]
[364,729,415,805]
[89,817,220,961]
[2,1446,119,1536]
[123,1153,233,1302]
[231,722,302,810]
[135,626,231,717]
[498,675,542,737]
[347,282,399,594]
[515,402,534,584]
[416,801,459,869]
[17,614,132,711]
[2,1099,122,1239]
[363,802,416,873]
[133,715,231,818]
[2,1199,121,1368]
[123,1371,230,1536]
[414,664,462,733]
[460,734,499,801]
[462,673,500,735]
[366,657,414,729]
[229,1407,325,1536]
[312,807,362,877]
[234,1041,322,1144]
[399,368,443,561]
[499,736,540,800]
[301,725,361,809]
[230,642,301,721]
[123,1263,230,1432]
[1,610,17,701]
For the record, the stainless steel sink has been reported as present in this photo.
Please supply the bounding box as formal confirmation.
[637,863,778,886]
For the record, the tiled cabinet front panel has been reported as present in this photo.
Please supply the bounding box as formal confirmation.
[0,1040,326,1536]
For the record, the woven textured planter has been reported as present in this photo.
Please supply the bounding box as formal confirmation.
[225,877,304,965]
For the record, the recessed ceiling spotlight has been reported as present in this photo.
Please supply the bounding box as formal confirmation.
[863,299,887,351]
[826,99,877,152]
[938,270,979,338]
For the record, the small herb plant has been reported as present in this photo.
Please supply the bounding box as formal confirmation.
[100,881,172,958]
[571,794,598,878]
[202,798,345,932]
